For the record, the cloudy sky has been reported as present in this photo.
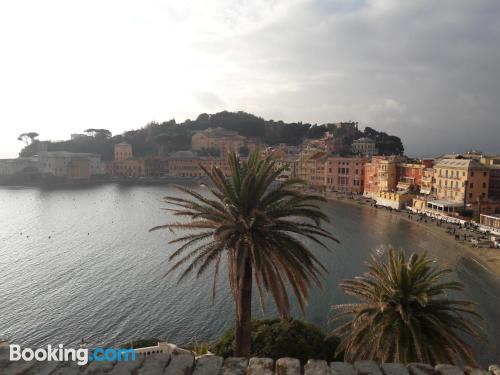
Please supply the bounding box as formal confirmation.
[0,0,499,158]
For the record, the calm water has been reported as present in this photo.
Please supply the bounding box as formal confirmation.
[0,184,499,365]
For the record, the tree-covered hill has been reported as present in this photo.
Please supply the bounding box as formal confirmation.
[19,111,404,160]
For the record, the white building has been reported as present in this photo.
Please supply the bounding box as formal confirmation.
[0,157,39,176]
[351,137,378,157]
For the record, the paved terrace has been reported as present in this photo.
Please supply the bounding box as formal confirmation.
[0,346,499,375]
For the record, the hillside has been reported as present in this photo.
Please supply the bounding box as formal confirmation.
[19,111,404,160]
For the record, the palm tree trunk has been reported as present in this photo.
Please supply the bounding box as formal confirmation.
[234,257,252,357]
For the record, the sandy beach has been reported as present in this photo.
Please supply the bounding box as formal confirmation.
[324,192,500,278]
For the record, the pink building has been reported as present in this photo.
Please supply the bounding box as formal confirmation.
[324,156,367,194]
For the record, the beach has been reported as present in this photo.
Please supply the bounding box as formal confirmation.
[324,192,500,278]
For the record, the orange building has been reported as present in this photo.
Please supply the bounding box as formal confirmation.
[363,156,402,197]
[396,159,433,192]
[67,158,91,181]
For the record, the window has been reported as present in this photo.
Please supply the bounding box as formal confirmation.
[471,171,474,177]
[469,193,473,199]
[470,183,474,188]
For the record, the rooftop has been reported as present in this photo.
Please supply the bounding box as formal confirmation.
[434,158,487,170]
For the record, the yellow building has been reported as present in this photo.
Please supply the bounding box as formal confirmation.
[113,159,146,177]
[378,158,398,192]
[297,150,327,189]
[375,191,415,210]
[297,147,323,182]
[114,143,133,161]
[112,142,146,177]
[433,159,489,204]
[191,128,247,155]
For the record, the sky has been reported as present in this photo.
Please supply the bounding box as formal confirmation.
[0,0,499,158]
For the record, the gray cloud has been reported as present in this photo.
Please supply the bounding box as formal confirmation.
[0,0,498,157]
[198,0,500,156]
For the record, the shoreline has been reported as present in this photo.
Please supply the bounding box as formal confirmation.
[324,192,500,278]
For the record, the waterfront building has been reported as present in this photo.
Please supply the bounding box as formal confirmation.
[166,151,230,177]
[480,156,500,200]
[112,143,146,177]
[375,191,416,210]
[191,127,249,156]
[66,158,91,181]
[363,156,401,197]
[480,213,500,231]
[324,156,367,194]
[420,167,434,195]
[0,157,39,176]
[38,151,105,179]
[432,158,489,204]
[297,147,323,182]
[114,143,133,161]
[299,151,328,189]
[396,159,433,192]
[425,158,489,215]
[351,137,377,157]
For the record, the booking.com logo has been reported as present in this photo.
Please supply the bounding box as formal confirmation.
[10,344,136,366]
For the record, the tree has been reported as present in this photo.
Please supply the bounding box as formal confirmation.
[330,249,483,365]
[17,132,39,145]
[84,128,111,138]
[150,152,337,357]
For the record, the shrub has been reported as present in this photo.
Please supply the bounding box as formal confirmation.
[211,319,340,364]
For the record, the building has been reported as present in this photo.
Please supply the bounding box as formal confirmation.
[429,158,489,215]
[274,158,298,182]
[324,157,367,194]
[480,213,500,231]
[299,151,328,189]
[420,168,434,195]
[66,158,91,181]
[297,147,323,182]
[351,137,377,157]
[480,156,500,200]
[191,128,248,156]
[0,157,39,176]
[375,191,416,210]
[396,159,433,192]
[112,143,146,177]
[363,156,401,197]
[432,158,489,204]
[38,152,105,179]
[166,150,231,178]
[114,143,133,161]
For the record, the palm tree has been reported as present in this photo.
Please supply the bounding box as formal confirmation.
[150,152,337,356]
[331,249,483,365]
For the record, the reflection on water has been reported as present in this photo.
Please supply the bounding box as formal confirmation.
[0,184,498,365]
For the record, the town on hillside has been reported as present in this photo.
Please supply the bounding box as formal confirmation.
[1,117,500,237]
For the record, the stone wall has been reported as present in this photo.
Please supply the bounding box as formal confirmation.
[0,346,498,375]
